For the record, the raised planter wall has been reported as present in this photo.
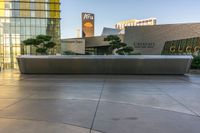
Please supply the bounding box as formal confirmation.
[17,55,193,75]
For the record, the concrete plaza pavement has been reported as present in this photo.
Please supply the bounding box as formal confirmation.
[0,70,200,133]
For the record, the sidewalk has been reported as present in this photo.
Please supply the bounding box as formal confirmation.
[0,70,200,133]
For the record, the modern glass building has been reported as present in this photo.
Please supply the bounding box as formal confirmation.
[0,0,61,69]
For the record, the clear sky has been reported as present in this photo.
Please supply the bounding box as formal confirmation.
[61,0,200,39]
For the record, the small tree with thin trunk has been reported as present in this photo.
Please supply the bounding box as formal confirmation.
[23,35,56,55]
[104,35,134,55]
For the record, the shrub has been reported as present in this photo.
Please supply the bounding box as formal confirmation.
[191,55,200,69]
[104,35,134,55]
[23,35,56,55]
[63,51,77,55]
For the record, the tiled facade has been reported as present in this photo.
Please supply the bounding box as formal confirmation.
[125,23,200,55]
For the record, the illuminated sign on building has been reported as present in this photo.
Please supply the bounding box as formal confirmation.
[162,37,200,55]
[82,13,95,37]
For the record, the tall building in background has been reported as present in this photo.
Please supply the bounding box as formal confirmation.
[0,0,61,69]
[115,18,157,30]
[76,28,80,38]
[82,12,94,37]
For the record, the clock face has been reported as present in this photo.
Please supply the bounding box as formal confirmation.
[84,22,93,28]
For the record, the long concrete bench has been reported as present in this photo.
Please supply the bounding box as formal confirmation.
[17,55,193,74]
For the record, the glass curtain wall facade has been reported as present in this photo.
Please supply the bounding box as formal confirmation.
[0,0,61,69]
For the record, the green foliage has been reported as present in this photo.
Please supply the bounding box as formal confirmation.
[23,35,56,55]
[36,48,47,54]
[116,46,134,55]
[63,51,77,55]
[36,35,52,41]
[104,35,122,46]
[191,55,200,69]
[44,41,56,49]
[85,52,92,55]
[128,52,142,55]
[104,35,134,55]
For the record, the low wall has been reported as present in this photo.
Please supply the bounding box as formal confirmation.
[17,55,193,75]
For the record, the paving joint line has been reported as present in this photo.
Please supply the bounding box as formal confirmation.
[99,100,198,117]
[89,78,106,133]
[0,92,36,112]
[175,75,200,88]
[17,98,100,102]
[157,87,200,117]
[0,116,91,131]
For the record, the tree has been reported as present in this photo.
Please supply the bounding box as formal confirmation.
[104,35,134,55]
[23,35,56,55]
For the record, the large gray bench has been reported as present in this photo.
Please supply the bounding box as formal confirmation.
[17,55,193,75]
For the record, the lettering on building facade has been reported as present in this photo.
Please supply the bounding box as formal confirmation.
[82,13,95,37]
[83,13,94,20]
[162,37,200,55]
[133,42,156,48]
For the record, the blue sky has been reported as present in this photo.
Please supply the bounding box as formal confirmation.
[61,0,200,38]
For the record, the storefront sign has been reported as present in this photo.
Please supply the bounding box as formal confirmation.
[82,12,95,37]
[162,37,200,54]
